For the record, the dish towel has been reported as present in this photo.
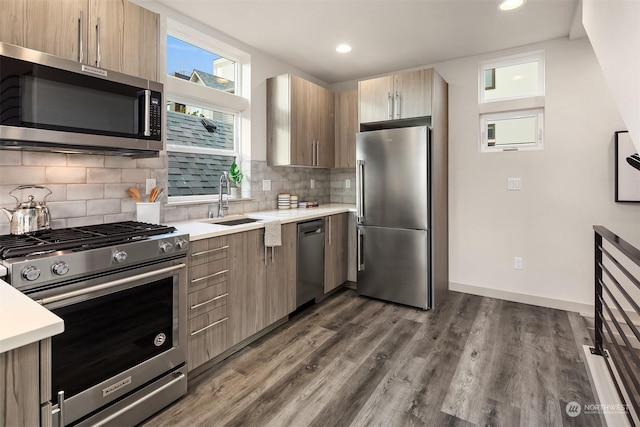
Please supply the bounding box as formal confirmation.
[264,220,282,247]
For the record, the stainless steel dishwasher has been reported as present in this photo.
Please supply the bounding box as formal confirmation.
[297,219,325,307]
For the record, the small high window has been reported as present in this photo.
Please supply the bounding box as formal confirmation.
[479,51,545,152]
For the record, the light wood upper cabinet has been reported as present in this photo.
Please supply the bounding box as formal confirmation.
[324,213,348,293]
[267,73,335,167]
[334,89,358,168]
[0,0,158,81]
[89,0,159,81]
[358,69,433,123]
[0,0,86,62]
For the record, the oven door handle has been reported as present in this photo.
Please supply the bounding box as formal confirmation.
[37,263,186,306]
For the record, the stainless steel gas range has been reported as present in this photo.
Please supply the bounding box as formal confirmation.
[0,221,189,427]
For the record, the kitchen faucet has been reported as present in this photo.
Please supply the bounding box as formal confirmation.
[218,171,230,218]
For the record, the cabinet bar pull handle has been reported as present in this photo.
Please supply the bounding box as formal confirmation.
[316,141,320,166]
[387,92,393,119]
[190,293,229,310]
[191,245,229,257]
[271,247,275,264]
[57,390,65,427]
[190,269,228,283]
[95,17,101,67]
[328,216,332,245]
[190,317,228,336]
[395,91,401,119]
[264,245,268,265]
[78,12,83,63]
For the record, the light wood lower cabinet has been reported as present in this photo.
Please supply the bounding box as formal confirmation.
[0,342,40,427]
[324,213,349,293]
[265,223,297,325]
[187,236,230,371]
[228,224,297,347]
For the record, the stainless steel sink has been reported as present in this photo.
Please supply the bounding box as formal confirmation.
[212,217,260,226]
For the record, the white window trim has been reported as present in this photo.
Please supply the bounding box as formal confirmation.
[478,50,545,105]
[165,18,251,204]
[479,108,544,152]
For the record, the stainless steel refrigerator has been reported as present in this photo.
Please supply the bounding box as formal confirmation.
[356,125,433,309]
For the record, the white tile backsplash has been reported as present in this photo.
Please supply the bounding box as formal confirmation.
[0,150,355,230]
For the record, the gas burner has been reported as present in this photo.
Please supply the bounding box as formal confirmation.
[0,221,176,259]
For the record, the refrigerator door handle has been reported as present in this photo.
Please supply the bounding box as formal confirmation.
[356,159,365,223]
[357,227,365,272]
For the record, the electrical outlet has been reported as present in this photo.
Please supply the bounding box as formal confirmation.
[345,179,351,189]
[514,256,523,270]
[310,179,315,189]
[262,179,271,191]
[145,178,156,195]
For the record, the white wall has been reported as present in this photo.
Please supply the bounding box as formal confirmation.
[582,0,640,152]
[436,37,639,314]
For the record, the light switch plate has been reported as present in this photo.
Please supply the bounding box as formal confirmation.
[262,179,271,191]
[507,178,521,191]
[345,179,351,188]
[146,178,156,195]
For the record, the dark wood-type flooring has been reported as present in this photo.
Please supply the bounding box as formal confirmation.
[141,289,602,427]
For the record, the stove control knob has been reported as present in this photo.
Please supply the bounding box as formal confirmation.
[113,250,128,263]
[21,266,41,282]
[51,261,69,276]
[160,241,174,253]
[176,239,189,250]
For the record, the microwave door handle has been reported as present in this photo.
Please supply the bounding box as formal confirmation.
[142,90,151,136]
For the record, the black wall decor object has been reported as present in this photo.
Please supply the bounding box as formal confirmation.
[615,130,640,202]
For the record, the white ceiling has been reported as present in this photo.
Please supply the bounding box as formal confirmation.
[154,0,581,84]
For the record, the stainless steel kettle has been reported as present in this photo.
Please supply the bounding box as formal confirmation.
[1,185,52,235]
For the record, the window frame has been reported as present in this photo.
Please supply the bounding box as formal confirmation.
[165,19,250,204]
[478,51,545,153]
[479,108,544,152]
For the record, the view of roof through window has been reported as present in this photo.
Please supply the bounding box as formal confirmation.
[166,35,236,94]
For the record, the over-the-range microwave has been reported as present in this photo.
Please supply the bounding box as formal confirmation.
[0,42,162,158]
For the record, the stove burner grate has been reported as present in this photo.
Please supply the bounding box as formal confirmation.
[0,221,176,259]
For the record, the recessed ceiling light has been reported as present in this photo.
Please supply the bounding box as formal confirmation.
[336,44,352,53]
[499,0,525,11]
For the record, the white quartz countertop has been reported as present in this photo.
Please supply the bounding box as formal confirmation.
[0,279,64,353]
[170,203,356,241]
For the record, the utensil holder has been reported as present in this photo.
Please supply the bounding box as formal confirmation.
[136,202,160,224]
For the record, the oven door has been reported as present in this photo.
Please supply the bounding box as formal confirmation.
[30,258,186,426]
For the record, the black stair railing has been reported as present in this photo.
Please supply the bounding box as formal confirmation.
[593,225,640,423]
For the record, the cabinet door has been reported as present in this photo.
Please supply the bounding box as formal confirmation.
[394,68,433,119]
[265,223,297,324]
[227,230,267,347]
[358,75,394,124]
[316,86,335,168]
[324,213,348,293]
[290,75,314,166]
[0,342,40,427]
[0,0,86,62]
[335,89,358,168]
[88,0,158,80]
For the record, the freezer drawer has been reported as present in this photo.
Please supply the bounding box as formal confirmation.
[357,225,430,309]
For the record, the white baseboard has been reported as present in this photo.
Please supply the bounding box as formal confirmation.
[449,282,594,316]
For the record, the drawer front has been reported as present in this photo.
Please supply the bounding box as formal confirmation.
[187,306,228,371]
[190,236,229,267]
[188,282,228,319]
[189,258,228,293]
